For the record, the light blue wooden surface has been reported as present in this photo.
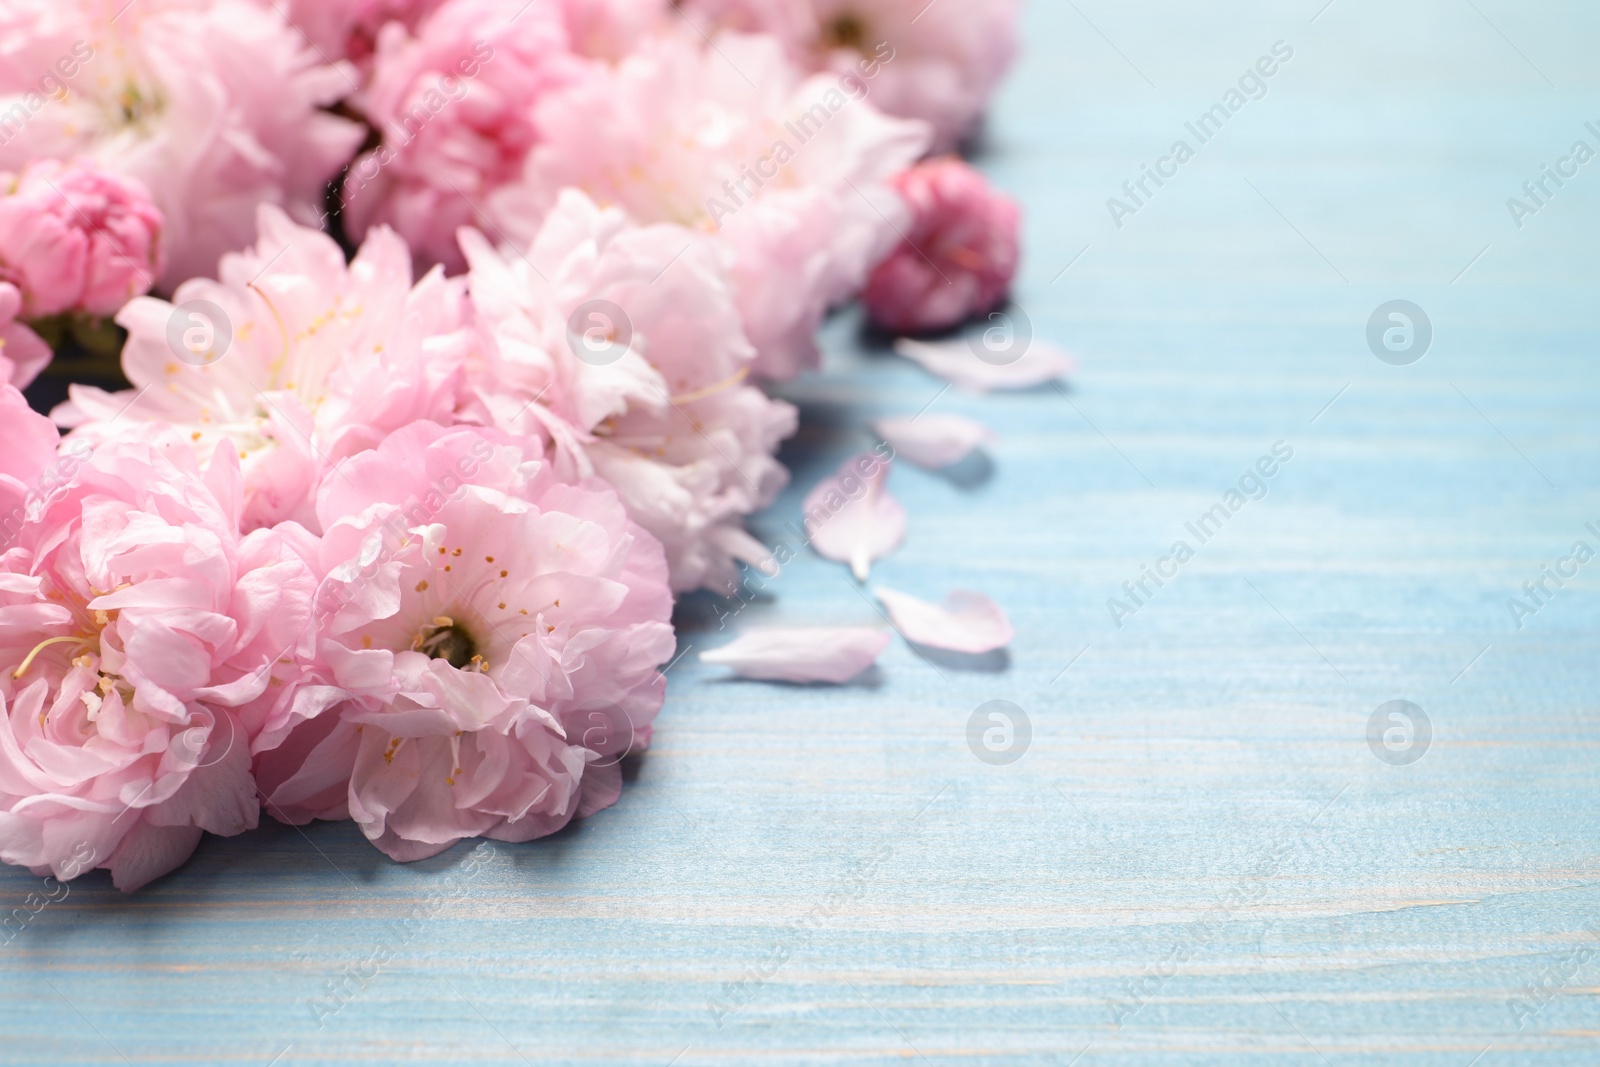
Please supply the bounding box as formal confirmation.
[4,1,1599,1063]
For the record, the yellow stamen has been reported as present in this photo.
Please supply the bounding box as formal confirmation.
[669,366,750,405]
[13,636,90,679]
[248,281,292,384]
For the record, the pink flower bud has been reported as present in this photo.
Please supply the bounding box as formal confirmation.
[0,159,165,319]
[864,157,1020,335]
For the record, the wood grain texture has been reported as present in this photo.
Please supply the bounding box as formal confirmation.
[3,1,1599,1063]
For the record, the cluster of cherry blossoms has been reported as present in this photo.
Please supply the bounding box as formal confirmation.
[0,0,1042,890]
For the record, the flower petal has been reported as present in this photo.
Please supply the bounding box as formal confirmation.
[875,414,995,469]
[803,452,905,581]
[700,628,891,684]
[0,383,58,490]
[893,337,1074,393]
[874,587,1014,654]
[103,821,204,893]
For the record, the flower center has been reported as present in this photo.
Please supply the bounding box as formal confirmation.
[822,12,868,51]
[9,593,133,726]
[413,616,482,671]
[11,596,118,681]
[111,81,163,132]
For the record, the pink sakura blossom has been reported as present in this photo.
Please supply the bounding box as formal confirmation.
[265,0,449,66]
[557,0,672,61]
[0,158,164,320]
[489,30,929,380]
[278,0,665,73]
[864,157,1020,335]
[0,425,318,890]
[0,282,51,389]
[343,0,589,274]
[682,0,1020,153]
[461,190,797,595]
[0,0,363,287]
[58,205,473,533]
[251,422,675,862]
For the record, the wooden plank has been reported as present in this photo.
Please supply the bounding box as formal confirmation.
[3,1,1598,1063]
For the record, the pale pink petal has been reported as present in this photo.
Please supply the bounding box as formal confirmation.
[894,337,1075,393]
[701,628,891,684]
[874,587,1013,653]
[0,285,52,390]
[0,382,59,491]
[803,452,905,581]
[576,760,623,818]
[874,414,994,469]
[103,822,205,893]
